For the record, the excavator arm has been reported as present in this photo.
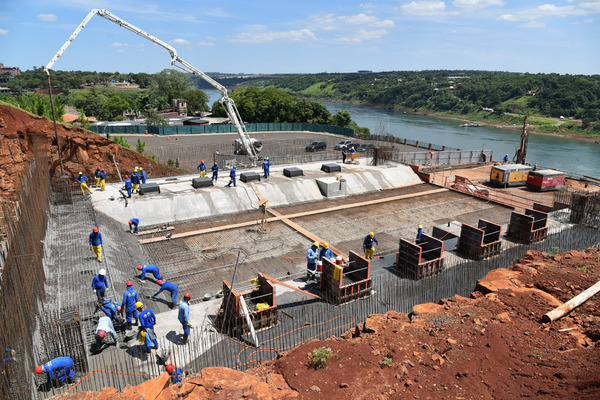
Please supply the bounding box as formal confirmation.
[44,9,259,165]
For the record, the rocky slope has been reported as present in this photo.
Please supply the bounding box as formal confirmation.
[0,103,179,199]
[52,248,600,399]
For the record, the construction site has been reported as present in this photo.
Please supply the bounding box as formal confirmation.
[1,99,600,399]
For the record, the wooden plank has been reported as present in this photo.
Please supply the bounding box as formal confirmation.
[139,188,448,244]
[136,226,175,236]
[261,274,322,300]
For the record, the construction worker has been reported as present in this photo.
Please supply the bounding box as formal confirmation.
[89,227,103,262]
[342,147,347,163]
[178,292,192,344]
[95,316,118,349]
[262,157,270,178]
[503,153,509,163]
[211,161,219,182]
[165,364,184,384]
[75,172,93,195]
[94,166,102,188]
[137,264,162,282]
[152,280,179,309]
[131,168,141,193]
[225,166,237,187]
[98,298,121,322]
[137,302,158,353]
[35,357,75,388]
[98,168,106,191]
[122,281,139,329]
[319,242,334,261]
[363,232,378,260]
[128,218,140,234]
[197,160,207,178]
[306,242,319,281]
[124,175,132,198]
[91,268,108,303]
[139,167,147,184]
[416,225,424,244]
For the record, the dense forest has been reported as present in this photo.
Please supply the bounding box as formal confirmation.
[253,71,600,136]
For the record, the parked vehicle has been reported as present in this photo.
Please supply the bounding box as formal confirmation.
[305,141,327,152]
[334,140,352,150]
[345,142,361,151]
[356,143,374,152]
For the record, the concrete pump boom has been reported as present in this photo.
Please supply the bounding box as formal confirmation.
[44,8,259,165]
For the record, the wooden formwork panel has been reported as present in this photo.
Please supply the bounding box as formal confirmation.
[508,209,548,244]
[401,259,443,280]
[458,220,502,260]
[320,251,371,305]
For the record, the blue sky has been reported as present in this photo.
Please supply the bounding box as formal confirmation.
[1,1,599,75]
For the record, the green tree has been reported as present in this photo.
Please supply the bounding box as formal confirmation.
[152,69,192,104]
[331,110,352,127]
[146,109,169,127]
[182,89,209,115]
[136,139,146,154]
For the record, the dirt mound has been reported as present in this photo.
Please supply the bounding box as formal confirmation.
[0,103,179,199]
[52,248,600,399]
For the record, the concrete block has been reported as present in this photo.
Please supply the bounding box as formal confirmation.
[316,177,347,198]
[240,172,261,183]
[321,163,341,173]
[283,167,303,177]
[432,221,461,252]
[192,177,213,188]
[139,183,160,195]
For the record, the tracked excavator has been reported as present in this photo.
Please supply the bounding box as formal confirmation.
[44,9,261,166]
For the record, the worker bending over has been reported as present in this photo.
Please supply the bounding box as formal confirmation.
[75,172,93,195]
[98,298,121,322]
[166,364,185,384]
[36,357,75,388]
[91,268,108,303]
[122,281,139,329]
[137,264,162,282]
[319,242,334,261]
[89,227,103,263]
[137,302,158,353]
[95,316,118,350]
[128,218,140,234]
[178,292,192,344]
[152,280,179,309]
[306,242,319,281]
[363,232,378,260]
[197,160,207,178]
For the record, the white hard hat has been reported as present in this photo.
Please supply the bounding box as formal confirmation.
[99,268,106,275]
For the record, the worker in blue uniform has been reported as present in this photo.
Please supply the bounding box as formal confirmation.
[139,167,147,184]
[124,175,132,198]
[122,281,139,329]
[211,162,219,182]
[98,298,121,321]
[137,264,162,282]
[94,166,102,188]
[152,280,179,309]
[75,172,93,195]
[137,302,158,353]
[363,232,378,260]
[97,168,106,191]
[503,153,509,163]
[95,316,118,350]
[306,242,319,281]
[178,292,192,344]
[225,166,237,187]
[166,364,184,384]
[89,227,103,263]
[128,218,139,234]
[319,242,334,261]
[36,357,75,387]
[91,268,108,303]
[197,160,207,178]
[131,168,141,193]
[416,225,424,244]
[262,157,270,178]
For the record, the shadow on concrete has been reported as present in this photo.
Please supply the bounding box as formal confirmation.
[166,330,183,345]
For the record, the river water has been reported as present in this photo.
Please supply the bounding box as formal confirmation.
[206,90,599,178]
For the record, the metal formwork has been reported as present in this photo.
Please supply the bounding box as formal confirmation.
[457,219,502,260]
[320,251,372,305]
[396,234,444,280]
[507,209,548,244]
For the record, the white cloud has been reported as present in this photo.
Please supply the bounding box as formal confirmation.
[171,38,192,45]
[519,21,546,28]
[0,28,7,35]
[198,41,215,46]
[360,2,376,8]
[339,13,395,27]
[453,0,504,9]
[230,29,317,43]
[336,29,389,43]
[401,1,446,16]
[497,14,520,21]
[38,14,58,22]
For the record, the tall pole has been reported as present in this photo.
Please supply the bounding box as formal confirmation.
[46,74,65,177]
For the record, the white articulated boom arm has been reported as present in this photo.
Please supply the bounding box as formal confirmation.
[44,9,259,165]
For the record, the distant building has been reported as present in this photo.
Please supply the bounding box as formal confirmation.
[0,63,21,83]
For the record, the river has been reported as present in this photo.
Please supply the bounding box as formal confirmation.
[205,90,599,178]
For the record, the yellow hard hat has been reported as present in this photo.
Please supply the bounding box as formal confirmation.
[418,225,423,229]
[369,232,374,237]
[313,241,319,247]
[135,301,143,309]
[79,172,83,175]
[324,242,329,249]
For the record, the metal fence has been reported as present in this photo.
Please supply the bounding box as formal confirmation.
[0,149,51,400]
[378,148,492,166]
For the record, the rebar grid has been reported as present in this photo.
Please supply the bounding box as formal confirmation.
[0,149,51,400]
